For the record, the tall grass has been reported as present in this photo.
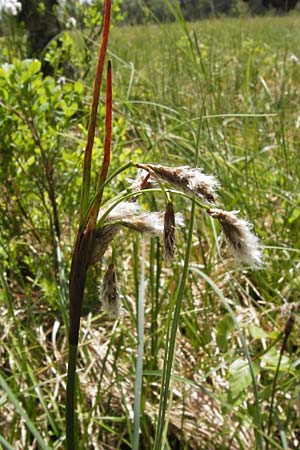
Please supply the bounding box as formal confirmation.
[0,11,300,450]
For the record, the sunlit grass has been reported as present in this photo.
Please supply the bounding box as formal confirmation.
[1,14,300,450]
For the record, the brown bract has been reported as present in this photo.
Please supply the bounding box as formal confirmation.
[164,202,176,262]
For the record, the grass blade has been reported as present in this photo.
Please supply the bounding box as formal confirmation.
[189,266,263,450]
[0,374,50,450]
[154,201,196,450]
[133,237,146,450]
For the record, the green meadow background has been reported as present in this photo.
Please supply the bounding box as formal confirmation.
[0,10,300,450]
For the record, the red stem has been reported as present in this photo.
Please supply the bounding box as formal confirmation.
[88,60,113,228]
[100,60,112,187]
[81,0,112,221]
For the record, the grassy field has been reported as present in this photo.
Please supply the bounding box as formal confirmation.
[1,14,300,450]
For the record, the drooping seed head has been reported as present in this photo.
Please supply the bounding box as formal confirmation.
[121,212,165,236]
[93,201,183,263]
[209,208,263,268]
[121,210,184,237]
[164,202,176,262]
[98,201,140,222]
[99,263,121,319]
[137,164,218,203]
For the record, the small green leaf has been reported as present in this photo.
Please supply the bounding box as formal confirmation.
[74,81,84,95]
[216,313,235,352]
[249,324,267,339]
[288,208,300,223]
[261,347,292,372]
[21,60,41,84]
[229,358,260,396]
[27,155,35,166]
[27,59,42,77]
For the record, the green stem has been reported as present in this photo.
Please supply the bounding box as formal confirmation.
[96,187,210,230]
[66,343,78,450]
[133,237,145,450]
[154,201,196,450]
[190,267,264,450]
[266,313,295,450]
[85,161,134,224]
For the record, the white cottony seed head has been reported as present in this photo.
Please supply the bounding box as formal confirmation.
[121,211,184,237]
[99,264,120,319]
[121,212,165,236]
[66,17,77,28]
[209,208,263,268]
[137,164,219,203]
[0,0,22,15]
[98,201,140,222]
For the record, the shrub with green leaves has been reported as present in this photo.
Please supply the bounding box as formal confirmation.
[0,59,84,276]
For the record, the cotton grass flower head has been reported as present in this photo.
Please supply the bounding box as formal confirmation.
[137,163,219,204]
[209,208,263,268]
[98,199,184,237]
[120,211,165,235]
[98,201,140,222]
[91,202,140,264]
[92,201,184,264]
[0,0,21,15]
[99,263,121,319]
[122,210,184,237]
[66,17,77,28]
[164,202,176,262]
[120,211,164,236]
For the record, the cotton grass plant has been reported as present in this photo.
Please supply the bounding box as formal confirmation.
[66,1,263,448]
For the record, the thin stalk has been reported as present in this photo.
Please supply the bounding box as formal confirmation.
[88,60,113,229]
[190,267,264,450]
[266,313,295,450]
[80,0,111,222]
[0,435,14,450]
[154,201,196,450]
[0,374,49,450]
[67,2,112,447]
[133,237,146,450]
[66,344,78,450]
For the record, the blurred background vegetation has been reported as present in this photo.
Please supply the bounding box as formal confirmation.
[0,1,300,449]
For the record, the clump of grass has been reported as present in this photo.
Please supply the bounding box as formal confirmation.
[2,6,299,450]
[66,4,263,448]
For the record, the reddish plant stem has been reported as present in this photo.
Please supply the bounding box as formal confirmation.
[69,228,93,345]
[81,0,112,222]
[67,3,112,447]
[100,60,112,188]
[88,60,113,228]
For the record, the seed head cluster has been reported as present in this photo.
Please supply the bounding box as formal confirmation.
[94,164,262,317]
[93,200,184,266]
